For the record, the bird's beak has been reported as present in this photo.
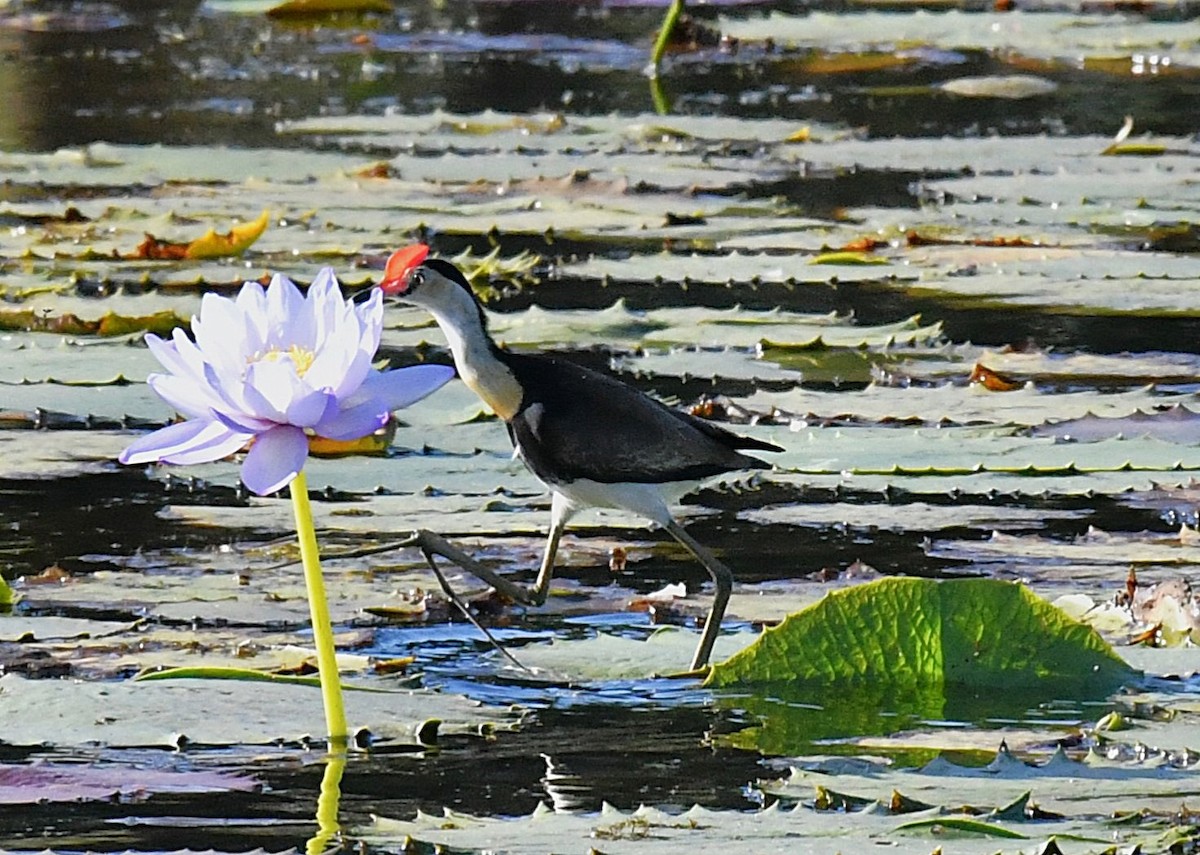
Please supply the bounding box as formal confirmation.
[379,243,430,296]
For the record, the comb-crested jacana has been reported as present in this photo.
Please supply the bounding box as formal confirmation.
[380,245,781,669]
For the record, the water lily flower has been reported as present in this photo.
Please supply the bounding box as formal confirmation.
[119,269,454,495]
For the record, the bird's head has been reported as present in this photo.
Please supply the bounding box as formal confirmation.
[379,244,490,333]
[380,244,471,300]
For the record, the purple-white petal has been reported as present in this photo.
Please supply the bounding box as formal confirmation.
[212,406,276,434]
[303,333,362,396]
[265,273,313,351]
[308,268,344,348]
[235,279,267,316]
[240,424,309,495]
[244,358,301,419]
[170,327,211,380]
[313,400,390,441]
[285,388,337,428]
[119,418,250,466]
[359,365,456,410]
[234,281,269,355]
[160,425,252,465]
[147,332,214,396]
[202,360,258,421]
[353,289,384,355]
[192,292,250,376]
[148,373,223,420]
[144,333,188,378]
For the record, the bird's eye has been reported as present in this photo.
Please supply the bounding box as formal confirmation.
[412,269,426,287]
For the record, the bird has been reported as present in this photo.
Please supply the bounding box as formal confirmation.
[379,244,781,670]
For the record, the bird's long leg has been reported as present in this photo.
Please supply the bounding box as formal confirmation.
[391,494,574,666]
[527,492,572,606]
[662,518,734,671]
[400,530,544,605]
[417,547,533,674]
[400,491,574,607]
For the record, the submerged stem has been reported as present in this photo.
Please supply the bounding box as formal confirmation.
[290,468,348,747]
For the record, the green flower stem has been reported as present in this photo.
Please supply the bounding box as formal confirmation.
[649,0,685,73]
[306,752,346,855]
[649,75,671,115]
[290,468,348,748]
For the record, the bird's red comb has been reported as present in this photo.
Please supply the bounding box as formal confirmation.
[379,243,430,295]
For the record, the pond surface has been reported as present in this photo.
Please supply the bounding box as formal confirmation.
[1,0,1200,852]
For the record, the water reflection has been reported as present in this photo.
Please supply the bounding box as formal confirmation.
[0,0,1192,153]
[0,4,192,152]
[713,682,1103,759]
[306,751,346,855]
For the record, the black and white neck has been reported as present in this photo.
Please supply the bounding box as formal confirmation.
[383,256,523,420]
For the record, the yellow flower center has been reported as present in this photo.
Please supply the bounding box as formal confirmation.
[252,345,316,377]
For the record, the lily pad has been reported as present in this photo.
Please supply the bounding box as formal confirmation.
[706,577,1136,690]
[0,761,259,805]
[0,672,519,748]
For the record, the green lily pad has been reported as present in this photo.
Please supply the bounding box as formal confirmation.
[366,800,1087,855]
[706,577,1136,690]
[0,672,519,748]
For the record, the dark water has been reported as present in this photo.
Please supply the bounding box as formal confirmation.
[2,0,1197,154]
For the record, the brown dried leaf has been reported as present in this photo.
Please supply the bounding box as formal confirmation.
[969,363,1023,391]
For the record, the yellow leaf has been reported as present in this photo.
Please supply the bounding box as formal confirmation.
[184,209,270,259]
[809,251,890,266]
[267,0,392,16]
[1101,143,1167,157]
[308,420,395,457]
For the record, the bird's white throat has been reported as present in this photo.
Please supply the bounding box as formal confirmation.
[421,292,523,421]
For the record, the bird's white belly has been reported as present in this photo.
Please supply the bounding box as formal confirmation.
[549,477,696,526]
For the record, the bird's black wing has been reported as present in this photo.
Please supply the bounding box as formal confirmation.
[503,353,777,485]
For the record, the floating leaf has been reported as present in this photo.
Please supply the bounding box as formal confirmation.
[184,208,270,259]
[764,741,1200,823]
[706,578,1136,690]
[939,75,1058,99]
[786,51,918,74]
[969,363,1023,391]
[0,309,185,337]
[131,209,269,260]
[893,815,1030,839]
[1030,405,1200,444]
[365,799,1084,854]
[135,664,383,687]
[809,251,890,266]
[0,672,517,748]
[267,0,392,15]
[0,762,260,805]
[1101,115,1167,156]
[906,231,1040,248]
[1102,142,1167,157]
